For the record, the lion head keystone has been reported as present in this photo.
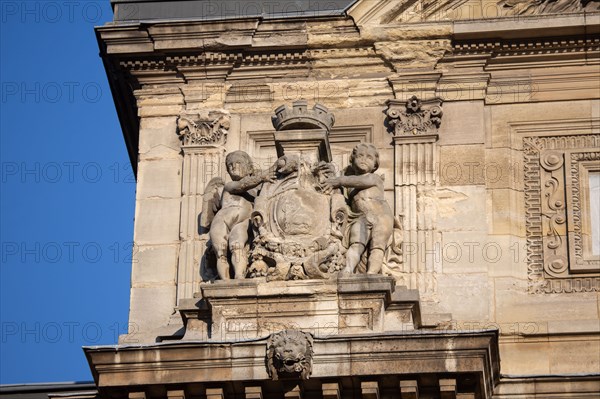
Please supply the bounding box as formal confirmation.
[266,329,314,381]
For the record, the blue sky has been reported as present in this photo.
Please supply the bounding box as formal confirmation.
[1,1,134,383]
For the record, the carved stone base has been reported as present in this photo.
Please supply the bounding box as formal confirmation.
[178,275,421,341]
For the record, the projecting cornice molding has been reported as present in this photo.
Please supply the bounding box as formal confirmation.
[85,329,500,398]
[349,0,600,26]
[97,13,599,86]
[96,12,600,172]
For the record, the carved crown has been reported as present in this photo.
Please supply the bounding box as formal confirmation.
[272,100,335,132]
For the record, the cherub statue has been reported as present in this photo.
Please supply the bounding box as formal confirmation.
[323,143,394,274]
[202,150,275,280]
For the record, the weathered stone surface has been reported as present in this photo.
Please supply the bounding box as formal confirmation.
[131,245,178,284]
[483,148,523,190]
[359,24,453,41]
[485,235,528,279]
[499,339,551,375]
[487,100,594,149]
[93,5,600,397]
[133,199,181,245]
[494,278,599,323]
[488,188,526,236]
[435,102,484,146]
[181,276,417,339]
[138,117,181,159]
[436,186,487,231]
[375,40,451,70]
[436,274,491,322]
[549,336,600,374]
[494,375,600,398]
[86,329,500,397]
[129,285,177,334]
[136,159,182,199]
[439,145,486,186]
[440,231,490,274]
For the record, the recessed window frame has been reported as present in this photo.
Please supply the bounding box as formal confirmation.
[566,151,600,273]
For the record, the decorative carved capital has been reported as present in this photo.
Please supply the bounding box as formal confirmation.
[385,96,443,136]
[176,112,230,146]
[272,100,335,132]
[267,330,314,381]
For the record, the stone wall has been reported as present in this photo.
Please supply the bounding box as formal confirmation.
[97,0,600,381]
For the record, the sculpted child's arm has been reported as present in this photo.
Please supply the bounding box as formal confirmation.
[224,175,262,194]
[224,169,276,194]
[331,173,382,189]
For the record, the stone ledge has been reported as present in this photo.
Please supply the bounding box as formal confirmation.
[453,12,600,40]
[177,276,420,340]
[84,329,500,398]
[494,375,600,397]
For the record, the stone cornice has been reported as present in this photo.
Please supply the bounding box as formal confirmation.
[495,375,600,398]
[453,12,600,40]
[85,329,500,397]
[96,12,600,173]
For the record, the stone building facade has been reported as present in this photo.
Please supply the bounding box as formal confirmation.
[79,0,600,397]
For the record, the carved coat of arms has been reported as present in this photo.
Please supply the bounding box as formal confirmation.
[201,101,403,281]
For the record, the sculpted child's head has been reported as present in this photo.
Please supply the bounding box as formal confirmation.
[350,143,379,174]
[226,151,254,181]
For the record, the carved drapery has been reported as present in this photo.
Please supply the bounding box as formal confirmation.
[523,134,600,294]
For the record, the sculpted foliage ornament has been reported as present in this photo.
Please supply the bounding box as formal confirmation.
[177,112,230,146]
[385,95,443,136]
[267,330,314,381]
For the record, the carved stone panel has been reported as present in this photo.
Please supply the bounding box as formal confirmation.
[523,134,600,294]
[200,102,402,281]
[539,150,569,278]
